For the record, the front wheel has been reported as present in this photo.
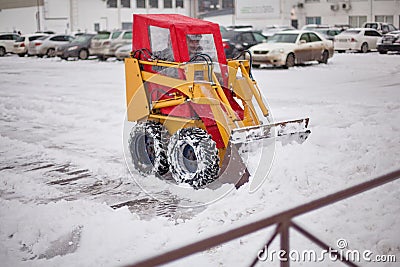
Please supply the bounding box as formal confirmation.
[78,49,89,60]
[128,121,170,176]
[284,53,295,68]
[168,128,220,189]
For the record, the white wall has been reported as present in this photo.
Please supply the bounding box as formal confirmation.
[0,0,192,34]
[0,7,40,33]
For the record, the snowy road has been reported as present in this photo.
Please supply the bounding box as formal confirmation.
[0,54,399,266]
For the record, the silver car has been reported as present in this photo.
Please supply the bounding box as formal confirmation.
[27,34,75,57]
[109,30,132,57]
[89,30,131,60]
[13,33,48,57]
[115,44,132,60]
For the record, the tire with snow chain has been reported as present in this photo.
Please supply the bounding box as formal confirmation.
[168,128,220,189]
[128,121,169,176]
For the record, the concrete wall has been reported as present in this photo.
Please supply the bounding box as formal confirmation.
[0,0,192,34]
[204,0,400,30]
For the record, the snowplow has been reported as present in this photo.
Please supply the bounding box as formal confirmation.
[124,14,310,189]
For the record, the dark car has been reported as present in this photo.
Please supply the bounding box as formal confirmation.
[221,30,267,58]
[56,34,95,60]
[377,30,400,54]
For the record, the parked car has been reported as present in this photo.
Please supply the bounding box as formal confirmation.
[56,33,95,60]
[115,44,132,60]
[301,24,330,31]
[27,34,75,57]
[314,28,342,41]
[334,28,382,53]
[0,33,20,56]
[13,33,48,57]
[221,30,267,58]
[362,22,397,34]
[334,24,351,31]
[261,25,295,38]
[89,30,130,60]
[109,30,132,57]
[247,30,334,68]
[377,30,400,54]
[219,25,228,33]
[226,25,254,31]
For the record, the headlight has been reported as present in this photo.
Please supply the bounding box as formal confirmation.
[270,48,284,54]
[67,46,78,51]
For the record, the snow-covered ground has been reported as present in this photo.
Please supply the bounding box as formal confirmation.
[0,53,399,267]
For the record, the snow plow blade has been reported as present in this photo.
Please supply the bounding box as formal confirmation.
[209,118,310,189]
[230,118,311,145]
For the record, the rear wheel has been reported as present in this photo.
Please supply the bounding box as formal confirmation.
[47,48,56,57]
[378,50,387,54]
[0,47,6,57]
[360,43,369,53]
[318,50,329,64]
[168,128,220,189]
[18,53,25,57]
[128,121,170,176]
[252,64,260,68]
[284,53,295,68]
[78,49,89,60]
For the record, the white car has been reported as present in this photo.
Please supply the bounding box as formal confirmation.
[334,28,382,53]
[28,34,75,57]
[362,22,397,34]
[13,33,48,57]
[248,30,334,68]
[0,33,20,56]
[261,25,295,38]
[115,44,131,60]
[89,30,129,60]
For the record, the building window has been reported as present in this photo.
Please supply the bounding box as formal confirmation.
[107,0,117,8]
[222,0,234,8]
[137,0,145,8]
[94,23,100,32]
[349,16,367,28]
[305,17,321,25]
[199,0,219,12]
[164,0,172,8]
[122,22,132,30]
[176,0,184,8]
[149,0,158,8]
[121,0,130,8]
[375,15,394,24]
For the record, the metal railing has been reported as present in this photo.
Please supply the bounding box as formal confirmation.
[126,169,400,267]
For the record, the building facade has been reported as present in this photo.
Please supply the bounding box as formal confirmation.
[0,0,399,34]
